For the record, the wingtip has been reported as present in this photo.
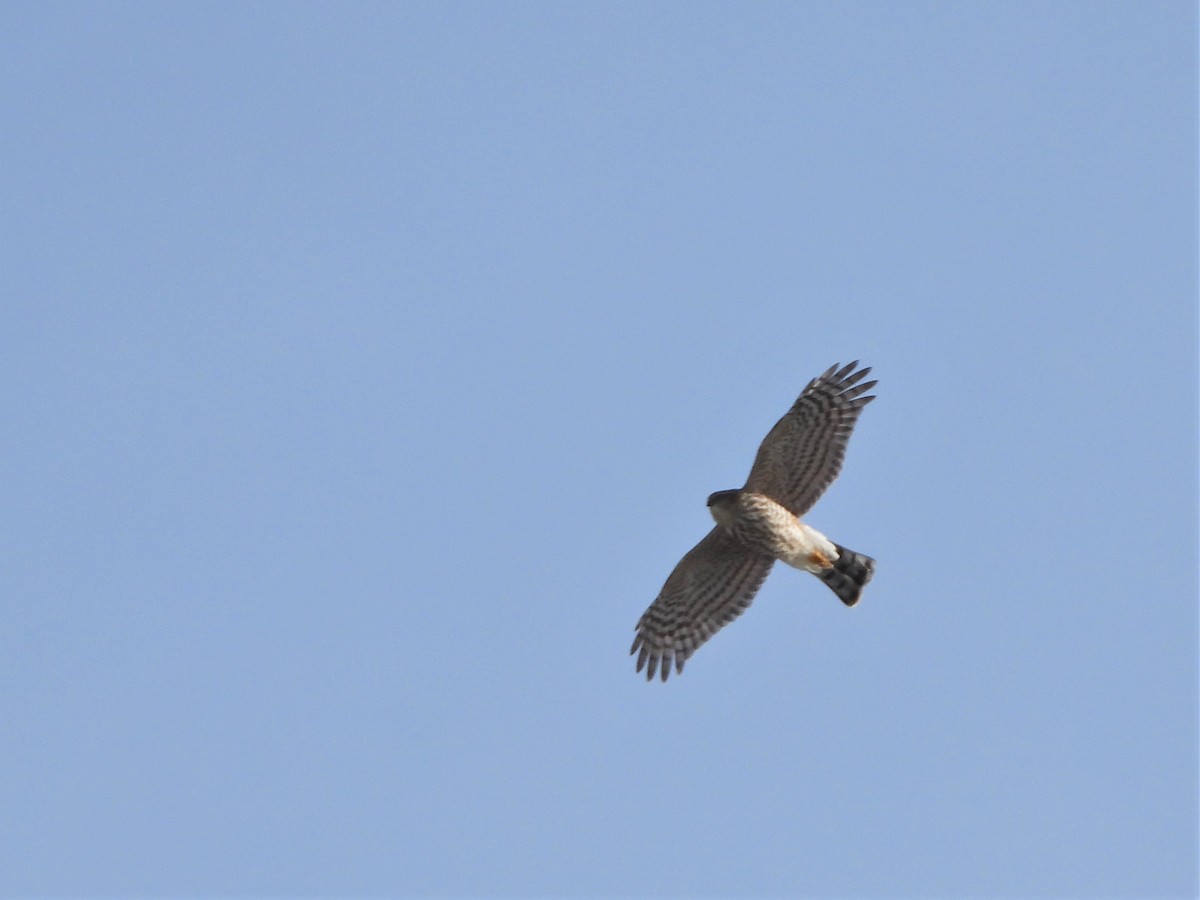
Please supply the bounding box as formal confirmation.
[821,361,872,384]
[631,636,681,682]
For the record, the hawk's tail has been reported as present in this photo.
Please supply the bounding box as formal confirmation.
[818,544,875,607]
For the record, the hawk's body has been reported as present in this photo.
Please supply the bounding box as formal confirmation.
[708,490,837,572]
[632,361,877,681]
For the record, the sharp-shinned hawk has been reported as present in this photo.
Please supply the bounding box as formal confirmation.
[632,361,877,681]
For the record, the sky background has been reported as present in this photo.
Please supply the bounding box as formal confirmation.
[1,3,1196,897]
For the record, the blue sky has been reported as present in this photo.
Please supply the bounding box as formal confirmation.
[2,3,1195,897]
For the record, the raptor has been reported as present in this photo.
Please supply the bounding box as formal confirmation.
[632,361,877,681]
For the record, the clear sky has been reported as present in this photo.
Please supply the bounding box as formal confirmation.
[2,3,1196,897]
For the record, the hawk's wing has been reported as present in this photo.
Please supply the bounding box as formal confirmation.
[631,528,775,681]
[743,361,876,517]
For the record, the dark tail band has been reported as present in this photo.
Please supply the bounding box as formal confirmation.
[818,543,875,607]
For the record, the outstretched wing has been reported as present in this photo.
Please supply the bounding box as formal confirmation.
[631,528,775,681]
[744,361,876,517]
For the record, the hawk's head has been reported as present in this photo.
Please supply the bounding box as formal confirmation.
[706,489,741,526]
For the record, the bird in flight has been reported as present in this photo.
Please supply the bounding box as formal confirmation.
[632,361,877,681]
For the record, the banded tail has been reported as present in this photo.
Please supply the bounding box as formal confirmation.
[818,543,875,607]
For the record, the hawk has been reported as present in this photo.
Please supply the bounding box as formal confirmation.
[632,361,877,681]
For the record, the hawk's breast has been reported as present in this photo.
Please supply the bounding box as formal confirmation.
[725,492,837,573]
